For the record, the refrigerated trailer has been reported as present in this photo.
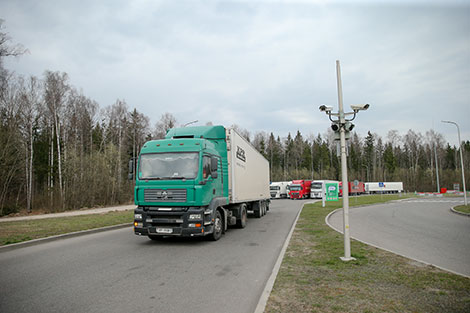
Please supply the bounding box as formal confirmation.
[365,182,403,194]
[131,125,270,241]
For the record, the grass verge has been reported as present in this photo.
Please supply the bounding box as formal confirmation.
[454,204,470,214]
[265,195,470,313]
[0,210,133,246]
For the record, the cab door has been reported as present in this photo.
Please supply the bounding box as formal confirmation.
[202,155,223,202]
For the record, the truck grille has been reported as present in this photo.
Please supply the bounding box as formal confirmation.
[144,189,187,202]
[147,213,184,227]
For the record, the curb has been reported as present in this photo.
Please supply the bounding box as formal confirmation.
[450,206,470,217]
[325,206,470,279]
[254,200,317,313]
[0,223,133,253]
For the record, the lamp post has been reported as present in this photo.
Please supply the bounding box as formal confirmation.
[319,60,370,261]
[442,120,467,205]
[182,120,198,127]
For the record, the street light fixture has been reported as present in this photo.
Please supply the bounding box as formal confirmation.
[319,60,370,262]
[182,120,198,127]
[442,120,467,205]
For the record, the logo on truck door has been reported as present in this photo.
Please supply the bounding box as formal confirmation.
[236,146,246,162]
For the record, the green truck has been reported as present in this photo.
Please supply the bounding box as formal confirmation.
[131,125,270,241]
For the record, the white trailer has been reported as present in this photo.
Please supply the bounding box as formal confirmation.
[226,128,270,203]
[365,182,404,194]
[270,181,290,199]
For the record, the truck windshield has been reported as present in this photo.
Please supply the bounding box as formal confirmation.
[290,185,301,191]
[139,152,199,180]
[270,186,280,191]
[311,183,323,189]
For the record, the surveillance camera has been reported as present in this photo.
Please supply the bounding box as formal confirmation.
[350,104,370,111]
[319,105,333,112]
[344,121,355,131]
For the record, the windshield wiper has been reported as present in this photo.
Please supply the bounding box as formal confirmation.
[142,176,190,180]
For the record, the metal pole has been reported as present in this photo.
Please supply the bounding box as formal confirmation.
[434,143,440,193]
[443,121,467,205]
[336,60,354,261]
[456,124,467,205]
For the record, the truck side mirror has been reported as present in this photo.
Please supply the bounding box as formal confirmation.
[128,159,134,180]
[211,157,218,179]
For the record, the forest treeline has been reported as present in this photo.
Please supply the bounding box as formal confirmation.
[1,21,469,216]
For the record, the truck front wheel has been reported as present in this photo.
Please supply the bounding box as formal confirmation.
[209,210,223,241]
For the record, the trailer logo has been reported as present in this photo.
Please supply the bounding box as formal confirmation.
[236,146,246,162]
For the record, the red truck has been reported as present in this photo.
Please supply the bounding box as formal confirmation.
[289,180,312,199]
[339,181,365,196]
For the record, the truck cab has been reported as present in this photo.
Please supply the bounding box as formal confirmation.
[289,180,311,199]
[132,125,270,241]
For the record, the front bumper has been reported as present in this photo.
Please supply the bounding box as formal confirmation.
[290,193,302,199]
[134,206,213,237]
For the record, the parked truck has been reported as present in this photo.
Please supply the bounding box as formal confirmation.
[365,182,403,194]
[339,181,365,196]
[131,125,270,241]
[289,180,311,199]
[270,181,290,199]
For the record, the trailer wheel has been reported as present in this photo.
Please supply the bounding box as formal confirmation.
[209,210,223,241]
[236,204,247,228]
[261,201,266,216]
[253,201,262,218]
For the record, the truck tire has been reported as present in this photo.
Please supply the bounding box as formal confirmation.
[209,210,223,241]
[235,204,247,228]
[253,201,262,218]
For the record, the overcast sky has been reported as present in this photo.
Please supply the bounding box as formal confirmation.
[2,0,469,146]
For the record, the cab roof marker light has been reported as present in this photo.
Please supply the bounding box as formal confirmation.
[180,143,184,145]
[156,144,160,147]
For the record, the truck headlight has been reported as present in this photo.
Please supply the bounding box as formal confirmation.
[189,214,202,220]
[134,214,142,220]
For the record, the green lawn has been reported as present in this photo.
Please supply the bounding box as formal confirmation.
[454,204,470,214]
[265,194,470,313]
[0,210,133,246]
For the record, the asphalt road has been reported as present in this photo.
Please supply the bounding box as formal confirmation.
[328,197,470,277]
[0,199,306,313]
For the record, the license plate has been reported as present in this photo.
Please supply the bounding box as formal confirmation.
[156,228,173,234]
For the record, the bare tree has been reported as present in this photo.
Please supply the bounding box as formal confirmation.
[104,99,128,201]
[154,112,177,139]
[0,20,27,99]
[44,71,69,209]
[18,76,41,212]
[128,108,150,180]
[230,124,251,142]
[0,76,23,215]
